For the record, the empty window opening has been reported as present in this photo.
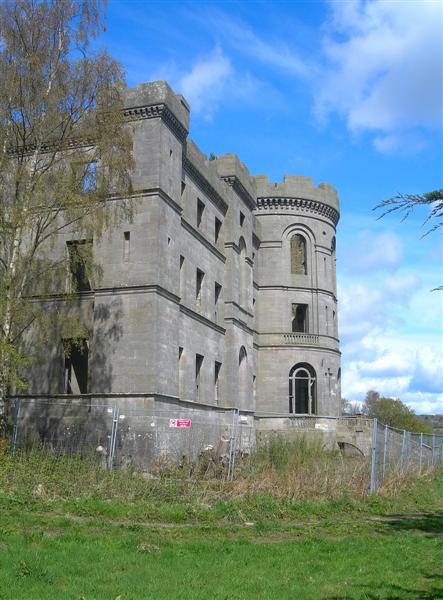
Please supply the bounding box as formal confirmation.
[195,354,204,401]
[197,199,205,229]
[63,339,89,394]
[67,240,92,292]
[181,181,186,198]
[123,232,130,262]
[81,162,96,193]
[169,149,173,158]
[214,282,222,322]
[215,217,222,244]
[214,361,222,405]
[196,268,204,313]
[240,211,245,226]
[289,363,316,414]
[326,305,329,335]
[179,255,185,300]
[292,304,308,333]
[290,234,307,274]
[178,347,184,397]
[167,236,171,246]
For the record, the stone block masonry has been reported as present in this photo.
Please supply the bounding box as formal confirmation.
[14,80,344,461]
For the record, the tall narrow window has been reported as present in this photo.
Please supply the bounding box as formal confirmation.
[197,199,205,229]
[81,162,96,193]
[179,255,185,301]
[214,361,222,405]
[179,347,184,398]
[240,211,245,226]
[292,304,308,333]
[290,234,307,274]
[67,240,92,292]
[195,354,204,402]
[215,217,222,244]
[63,339,89,394]
[214,282,222,323]
[325,305,329,335]
[123,232,130,262]
[196,268,204,313]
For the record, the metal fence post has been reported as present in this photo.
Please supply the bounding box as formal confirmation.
[11,399,20,455]
[107,406,119,470]
[400,429,406,472]
[431,434,435,466]
[227,408,239,481]
[370,418,378,493]
[419,432,423,472]
[382,423,388,483]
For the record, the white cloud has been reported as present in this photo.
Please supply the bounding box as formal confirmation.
[316,0,443,152]
[176,47,232,119]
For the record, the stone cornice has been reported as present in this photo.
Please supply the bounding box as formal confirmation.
[256,197,339,226]
[221,176,256,211]
[123,103,188,143]
[183,156,228,215]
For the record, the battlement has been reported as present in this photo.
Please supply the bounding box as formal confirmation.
[253,174,339,212]
[213,154,256,204]
[124,80,190,132]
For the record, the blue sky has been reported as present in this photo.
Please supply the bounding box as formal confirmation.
[100,0,442,413]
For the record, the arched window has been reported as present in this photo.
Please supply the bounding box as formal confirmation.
[289,363,316,414]
[291,234,307,274]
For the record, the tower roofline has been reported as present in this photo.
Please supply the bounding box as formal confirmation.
[253,174,339,212]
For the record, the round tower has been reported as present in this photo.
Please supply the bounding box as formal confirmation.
[253,175,341,416]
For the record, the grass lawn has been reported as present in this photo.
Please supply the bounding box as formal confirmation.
[0,465,442,600]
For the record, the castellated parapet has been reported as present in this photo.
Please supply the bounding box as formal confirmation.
[20,79,342,449]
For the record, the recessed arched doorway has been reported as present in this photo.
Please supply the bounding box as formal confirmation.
[289,363,316,414]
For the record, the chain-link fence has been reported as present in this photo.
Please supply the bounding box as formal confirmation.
[370,419,443,492]
[7,398,443,491]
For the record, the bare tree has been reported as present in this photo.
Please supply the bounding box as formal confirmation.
[0,0,133,418]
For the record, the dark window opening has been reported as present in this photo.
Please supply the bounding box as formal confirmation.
[196,354,204,401]
[215,217,222,243]
[63,339,89,394]
[291,234,307,274]
[181,181,186,197]
[214,361,222,404]
[292,304,308,333]
[197,199,205,229]
[67,240,92,292]
[289,363,316,415]
[240,211,245,226]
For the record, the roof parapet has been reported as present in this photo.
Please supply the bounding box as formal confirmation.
[124,80,190,132]
[213,154,256,210]
[253,174,339,212]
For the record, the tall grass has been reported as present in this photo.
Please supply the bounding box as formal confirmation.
[1,436,370,506]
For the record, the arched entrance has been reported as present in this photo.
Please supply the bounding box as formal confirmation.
[289,363,316,414]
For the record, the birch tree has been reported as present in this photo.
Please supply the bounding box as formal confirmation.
[0,0,133,420]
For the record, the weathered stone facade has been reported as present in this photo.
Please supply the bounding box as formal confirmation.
[22,80,341,421]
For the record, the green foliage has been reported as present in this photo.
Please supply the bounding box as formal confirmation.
[374,189,443,237]
[0,0,134,404]
[363,390,432,433]
[374,189,443,290]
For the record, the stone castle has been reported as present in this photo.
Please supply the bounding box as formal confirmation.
[19,81,342,455]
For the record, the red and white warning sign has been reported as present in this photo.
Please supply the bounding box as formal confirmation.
[169,419,191,428]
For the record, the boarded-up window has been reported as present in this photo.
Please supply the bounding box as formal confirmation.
[290,234,307,274]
